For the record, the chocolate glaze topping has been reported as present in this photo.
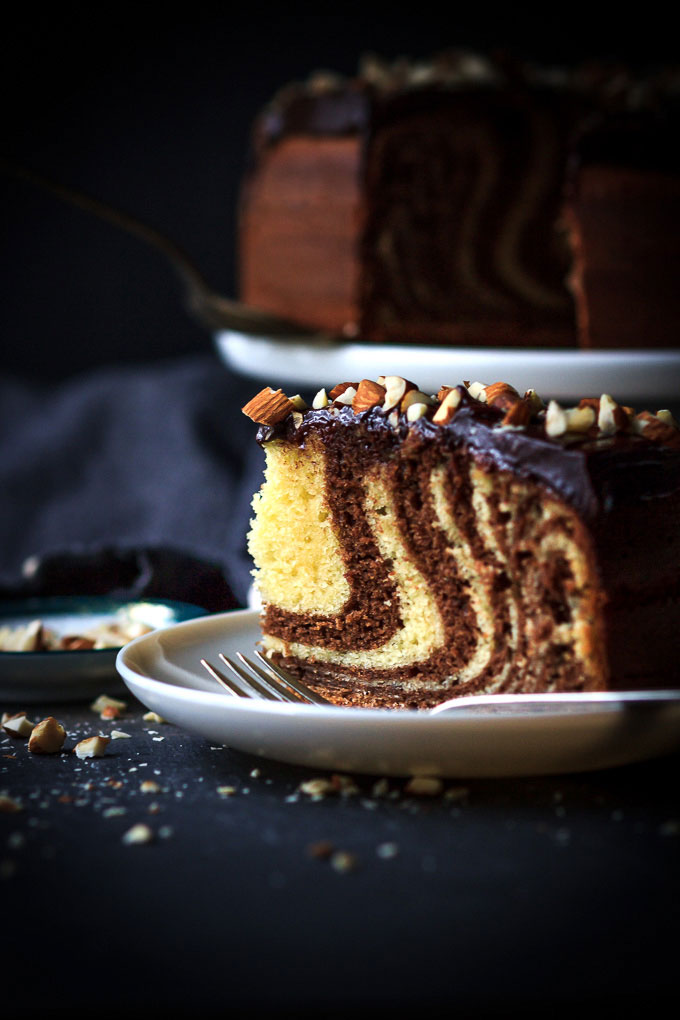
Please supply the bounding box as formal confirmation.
[257,388,680,522]
[251,51,680,151]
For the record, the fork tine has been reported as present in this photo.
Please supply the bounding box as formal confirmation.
[234,652,310,704]
[200,658,247,698]
[201,656,283,701]
[201,651,333,707]
[252,650,333,706]
[217,653,285,701]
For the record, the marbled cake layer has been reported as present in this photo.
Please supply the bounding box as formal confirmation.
[244,380,680,708]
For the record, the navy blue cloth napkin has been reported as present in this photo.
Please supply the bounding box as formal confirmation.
[0,355,265,610]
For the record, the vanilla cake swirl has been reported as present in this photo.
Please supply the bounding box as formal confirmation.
[243,377,680,709]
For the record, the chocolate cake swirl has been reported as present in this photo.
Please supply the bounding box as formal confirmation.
[243,378,680,708]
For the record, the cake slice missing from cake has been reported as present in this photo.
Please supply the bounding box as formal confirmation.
[242,378,680,709]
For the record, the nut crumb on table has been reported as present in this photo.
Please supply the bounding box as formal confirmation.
[28,717,67,755]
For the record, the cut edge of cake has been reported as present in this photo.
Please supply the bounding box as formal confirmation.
[242,377,680,709]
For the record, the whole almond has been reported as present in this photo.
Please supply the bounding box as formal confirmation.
[485,382,520,410]
[242,388,295,426]
[352,379,386,413]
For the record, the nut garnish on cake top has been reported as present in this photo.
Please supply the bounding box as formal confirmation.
[242,377,679,447]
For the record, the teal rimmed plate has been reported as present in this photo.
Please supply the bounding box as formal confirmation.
[0,596,210,702]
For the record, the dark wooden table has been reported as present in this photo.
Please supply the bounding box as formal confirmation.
[2,693,678,1018]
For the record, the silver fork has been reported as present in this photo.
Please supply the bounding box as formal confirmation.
[200,650,332,706]
[200,652,680,715]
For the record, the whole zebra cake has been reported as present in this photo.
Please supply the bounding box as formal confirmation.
[238,52,680,350]
[242,377,680,709]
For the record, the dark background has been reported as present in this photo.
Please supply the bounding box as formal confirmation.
[1,15,679,1019]
[1,6,677,382]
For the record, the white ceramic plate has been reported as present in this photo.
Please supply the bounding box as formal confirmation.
[116,608,680,778]
[0,597,209,702]
[216,330,680,404]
